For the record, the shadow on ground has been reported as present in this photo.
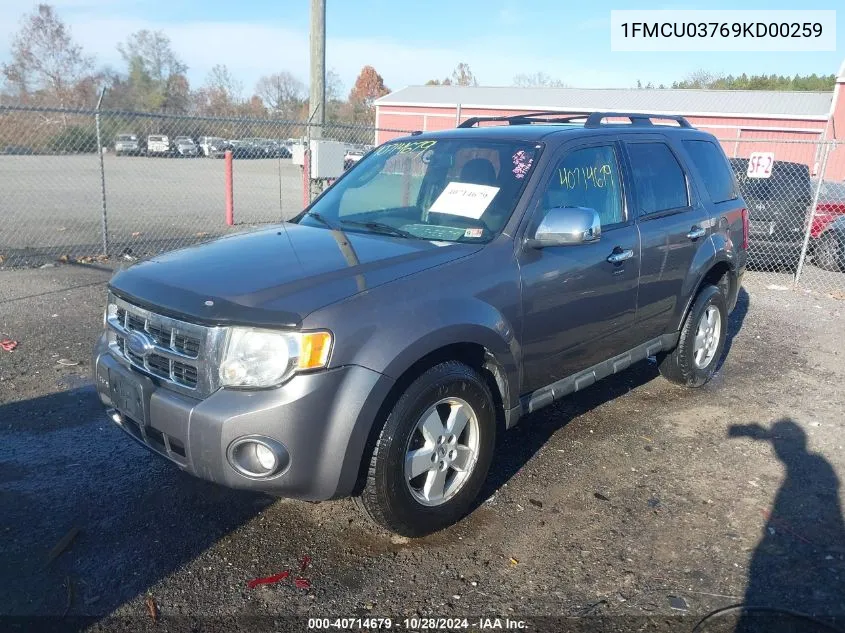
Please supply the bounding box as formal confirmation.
[0,385,273,624]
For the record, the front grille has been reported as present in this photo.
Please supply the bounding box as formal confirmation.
[108,296,222,397]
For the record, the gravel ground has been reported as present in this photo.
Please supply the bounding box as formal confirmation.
[0,265,844,633]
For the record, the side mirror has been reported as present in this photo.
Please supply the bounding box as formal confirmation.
[526,206,601,248]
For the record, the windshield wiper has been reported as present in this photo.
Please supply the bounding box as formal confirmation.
[340,220,415,239]
[303,211,337,229]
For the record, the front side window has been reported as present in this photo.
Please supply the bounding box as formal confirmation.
[541,145,624,228]
[626,142,689,215]
[295,138,541,243]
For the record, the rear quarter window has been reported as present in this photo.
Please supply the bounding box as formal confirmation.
[683,140,737,204]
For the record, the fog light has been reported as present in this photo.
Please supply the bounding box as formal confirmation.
[254,443,277,471]
[227,436,289,479]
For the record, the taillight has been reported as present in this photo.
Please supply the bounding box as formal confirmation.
[740,207,749,249]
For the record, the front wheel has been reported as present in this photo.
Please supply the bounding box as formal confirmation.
[356,361,496,536]
[658,285,727,387]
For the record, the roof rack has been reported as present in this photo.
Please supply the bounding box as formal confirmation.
[457,111,692,129]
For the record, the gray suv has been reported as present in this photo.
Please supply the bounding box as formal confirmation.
[93,112,747,536]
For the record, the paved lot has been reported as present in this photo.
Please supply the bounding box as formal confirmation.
[3,154,845,301]
[0,155,303,266]
[0,265,844,632]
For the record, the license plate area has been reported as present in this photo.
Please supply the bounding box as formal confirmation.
[109,368,146,423]
[749,220,775,236]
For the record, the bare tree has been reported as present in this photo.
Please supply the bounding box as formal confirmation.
[2,4,96,108]
[450,63,478,86]
[325,68,346,122]
[192,65,243,117]
[255,72,306,119]
[673,69,724,89]
[118,30,188,112]
[513,72,567,88]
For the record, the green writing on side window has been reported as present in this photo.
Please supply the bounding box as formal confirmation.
[558,164,614,190]
[374,140,438,158]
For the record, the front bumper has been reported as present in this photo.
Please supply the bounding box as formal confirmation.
[93,334,394,500]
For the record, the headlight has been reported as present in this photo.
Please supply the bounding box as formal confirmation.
[219,328,332,388]
[104,300,118,327]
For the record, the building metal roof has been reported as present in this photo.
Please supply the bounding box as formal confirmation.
[375,85,835,120]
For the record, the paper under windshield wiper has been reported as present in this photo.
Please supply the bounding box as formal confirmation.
[340,220,415,239]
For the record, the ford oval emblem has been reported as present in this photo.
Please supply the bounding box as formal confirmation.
[126,331,155,357]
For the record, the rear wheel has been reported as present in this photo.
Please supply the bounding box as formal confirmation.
[815,232,843,272]
[658,285,727,387]
[356,361,496,536]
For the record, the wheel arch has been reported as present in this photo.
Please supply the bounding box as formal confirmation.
[671,257,737,333]
[350,334,514,496]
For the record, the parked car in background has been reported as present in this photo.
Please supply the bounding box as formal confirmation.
[343,149,365,170]
[810,179,845,271]
[114,134,143,156]
[228,139,259,159]
[146,135,171,157]
[241,138,280,158]
[94,111,747,536]
[1,145,35,155]
[729,158,813,270]
[174,136,199,157]
[198,136,229,158]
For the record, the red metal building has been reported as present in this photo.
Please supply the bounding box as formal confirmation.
[375,62,845,180]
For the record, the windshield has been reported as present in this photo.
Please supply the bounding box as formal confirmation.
[116,135,136,141]
[295,138,540,242]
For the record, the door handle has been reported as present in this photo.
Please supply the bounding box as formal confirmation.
[607,248,634,264]
[687,226,707,240]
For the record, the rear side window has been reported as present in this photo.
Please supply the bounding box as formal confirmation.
[683,140,737,203]
[626,142,689,215]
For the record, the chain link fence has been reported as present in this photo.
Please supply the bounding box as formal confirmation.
[1,105,843,297]
[0,104,410,267]
[720,137,844,297]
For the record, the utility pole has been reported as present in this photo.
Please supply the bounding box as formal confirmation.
[309,0,326,139]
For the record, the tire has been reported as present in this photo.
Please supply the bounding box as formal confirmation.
[814,232,843,272]
[658,285,727,388]
[356,361,496,536]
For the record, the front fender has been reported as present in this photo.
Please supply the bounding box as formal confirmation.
[349,298,520,413]
[303,243,523,417]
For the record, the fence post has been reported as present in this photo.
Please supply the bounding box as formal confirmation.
[794,142,832,285]
[455,103,462,128]
[94,87,109,257]
[225,150,234,225]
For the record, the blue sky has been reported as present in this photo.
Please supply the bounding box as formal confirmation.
[0,0,842,97]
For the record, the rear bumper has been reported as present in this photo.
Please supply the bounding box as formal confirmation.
[748,237,803,263]
[93,334,394,500]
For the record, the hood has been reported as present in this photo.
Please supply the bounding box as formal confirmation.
[109,223,482,327]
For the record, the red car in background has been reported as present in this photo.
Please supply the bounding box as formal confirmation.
[810,180,845,271]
